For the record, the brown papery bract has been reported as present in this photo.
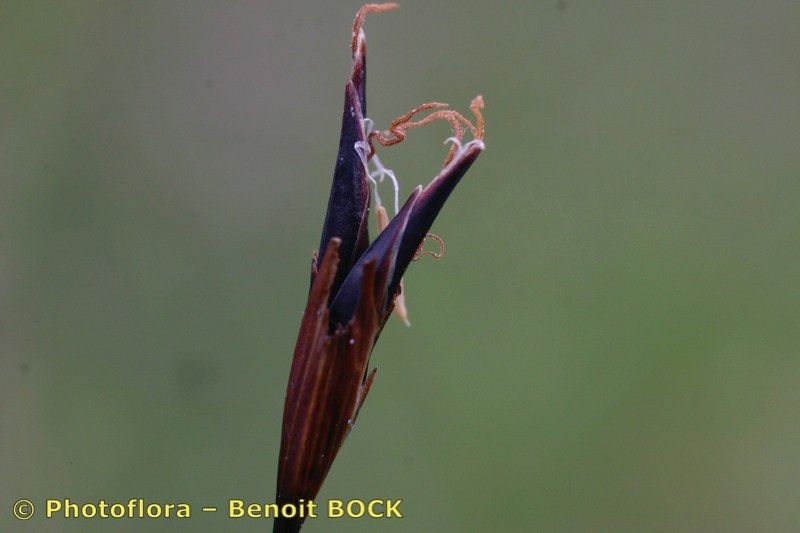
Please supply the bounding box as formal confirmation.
[274,5,485,532]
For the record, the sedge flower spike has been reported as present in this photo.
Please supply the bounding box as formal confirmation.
[274,4,485,532]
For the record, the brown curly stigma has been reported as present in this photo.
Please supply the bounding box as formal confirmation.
[369,102,450,149]
[367,96,485,165]
[351,3,399,55]
[412,233,446,261]
[470,94,485,139]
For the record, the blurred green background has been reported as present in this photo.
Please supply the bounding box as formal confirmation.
[2,1,799,531]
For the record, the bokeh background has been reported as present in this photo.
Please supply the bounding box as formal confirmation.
[3,1,799,531]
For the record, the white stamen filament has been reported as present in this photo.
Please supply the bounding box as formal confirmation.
[444,137,486,168]
[354,118,401,215]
